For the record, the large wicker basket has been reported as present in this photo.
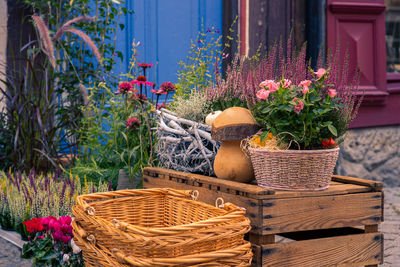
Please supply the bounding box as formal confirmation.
[248,147,340,191]
[72,188,252,266]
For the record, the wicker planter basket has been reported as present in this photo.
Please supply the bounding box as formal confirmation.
[72,188,252,266]
[248,147,340,191]
[156,108,220,176]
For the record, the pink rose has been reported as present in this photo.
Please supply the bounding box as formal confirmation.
[314,68,326,79]
[282,79,292,88]
[292,98,304,115]
[328,89,337,98]
[259,80,278,93]
[256,89,270,100]
[299,80,312,94]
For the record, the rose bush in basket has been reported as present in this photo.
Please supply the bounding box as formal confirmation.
[251,68,356,150]
[248,67,361,191]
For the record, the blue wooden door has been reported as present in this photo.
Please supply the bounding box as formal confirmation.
[114,0,223,87]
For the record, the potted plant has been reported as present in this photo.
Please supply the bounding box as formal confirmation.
[248,68,360,190]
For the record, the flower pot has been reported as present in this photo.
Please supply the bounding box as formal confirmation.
[248,147,340,191]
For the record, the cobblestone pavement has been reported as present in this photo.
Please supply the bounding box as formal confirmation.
[0,237,31,267]
[381,187,400,266]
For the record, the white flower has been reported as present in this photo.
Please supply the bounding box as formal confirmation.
[63,254,70,262]
[71,240,82,254]
[111,0,122,4]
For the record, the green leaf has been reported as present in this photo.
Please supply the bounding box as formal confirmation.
[327,124,338,136]
[260,132,269,142]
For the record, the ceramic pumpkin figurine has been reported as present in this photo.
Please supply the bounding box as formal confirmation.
[211,107,260,183]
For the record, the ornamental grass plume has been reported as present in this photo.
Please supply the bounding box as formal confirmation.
[31,15,101,68]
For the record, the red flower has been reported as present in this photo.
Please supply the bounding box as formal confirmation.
[156,103,167,110]
[131,77,153,87]
[127,117,140,130]
[151,89,167,95]
[137,62,153,68]
[131,93,148,103]
[137,75,146,82]
[23,218,44,233]
[321,137,336,148]
[117,82,133,94]
[160,81,176,92]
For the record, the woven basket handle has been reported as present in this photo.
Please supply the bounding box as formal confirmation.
[76,188,193,214]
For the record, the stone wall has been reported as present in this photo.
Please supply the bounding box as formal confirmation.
[335,125,400,187]
[0,0,6,112]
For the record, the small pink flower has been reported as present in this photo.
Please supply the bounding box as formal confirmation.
[59,216,72,225]
[117,82,132,94]
[151,89,167,95]
[328,89,337,98]
[256,89,270,100]
[299,80,312,94]
[61,235,72,244]
[156,103,167,110]
[292,98,304,115]
[259,80,278,93]
[282,79,292,88]
[126,117,140,130]
[160,81,176,92]
[314,68,326,79]
[137,62,153,68]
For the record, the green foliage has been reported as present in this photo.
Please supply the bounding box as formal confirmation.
[20,0,131,158]
[174,26,223,98]
[0,55,65,172]
[0,170,109,237]
[0,112,12,170]
[76,80,156,188]
[251,70,349,150]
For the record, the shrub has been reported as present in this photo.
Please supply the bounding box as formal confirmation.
[0,169,110,237]
[22,216,83,266]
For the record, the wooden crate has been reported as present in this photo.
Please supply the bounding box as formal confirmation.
[143,167,384,267]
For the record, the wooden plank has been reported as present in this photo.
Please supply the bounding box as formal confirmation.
[143,175,263,233]
[249,233,275,245]
[144,167,275,198]
[144,167,375,200]
[260,232,383,266]
[262,192,383,235]
[251,244,261,267]
[332,175,383,191]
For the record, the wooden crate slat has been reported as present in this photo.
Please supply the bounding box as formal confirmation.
[144,167,374,200]
[145,167,275,198]
[257,232,383,267]
[261,192,383,235]
[332,175,383,191]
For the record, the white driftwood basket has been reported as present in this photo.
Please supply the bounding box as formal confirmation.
[156,108,220,176]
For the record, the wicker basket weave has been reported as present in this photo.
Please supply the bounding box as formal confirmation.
[72,188,252,266]
[248,147,340,191]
